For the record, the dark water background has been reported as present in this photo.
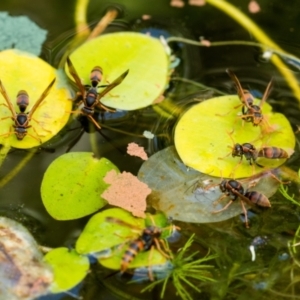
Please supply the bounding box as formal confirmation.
[1,0,300,299]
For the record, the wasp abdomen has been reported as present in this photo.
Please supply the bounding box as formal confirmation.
[258,147,289,159]
[244,191,271,207]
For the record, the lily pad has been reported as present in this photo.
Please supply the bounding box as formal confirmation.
[174,95,295,178]
[41,152,119,220]
[66,32,170,110]
[76,208,144,255]
[0,49,71,149]
[76,208,170,271]
[43,248,89,294]
[138,146,280,223]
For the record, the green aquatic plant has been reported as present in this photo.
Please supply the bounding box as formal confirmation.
[142,234,217,300]
[279,184,300,207]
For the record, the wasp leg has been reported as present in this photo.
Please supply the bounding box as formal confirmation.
[240,200,249,228]
[212,200,234,214]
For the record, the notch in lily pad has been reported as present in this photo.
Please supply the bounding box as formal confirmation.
[41,152,119,220]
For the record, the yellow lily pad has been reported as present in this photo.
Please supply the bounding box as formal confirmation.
[67,32,170,110]
[174,95,295,178]
[0,49,71,149]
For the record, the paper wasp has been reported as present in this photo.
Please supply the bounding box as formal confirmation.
[226,68,273,128]
[66,57,129,130]
[221,131,291,174]
[0,78,56,142]
[105,216,176,281]
[212,179,271,228]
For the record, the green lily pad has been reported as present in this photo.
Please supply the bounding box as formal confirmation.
[66,32,170,110]
[76,208,170,271]
[41,152,119,220]
[76,208,144,255]
[0,49,71,149]
[43,248,89,293]
[174,95,295,178]
[138,146,280,223]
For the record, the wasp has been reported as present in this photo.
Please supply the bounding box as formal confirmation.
[212,179,271,228]
[0,78,56,142]
[226,69,273,128]
[66,57,129,130]
[105,217,175,281]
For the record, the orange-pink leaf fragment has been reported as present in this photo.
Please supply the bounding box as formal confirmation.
[101,170,151,218]
[127,142,148,160]
[248,0,260,13]
[189,0,206,6]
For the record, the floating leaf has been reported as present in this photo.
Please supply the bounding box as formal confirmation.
[41,152,119,220]
[174,95,295,178]
[43,248,89,294]
[0,217,53,299]
[0,49,71,149]
[76,208,169,271]
[138,146,280,223]
[66,32,170,110]
[76,208,145,255]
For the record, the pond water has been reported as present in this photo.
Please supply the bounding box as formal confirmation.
[1,0,300,299]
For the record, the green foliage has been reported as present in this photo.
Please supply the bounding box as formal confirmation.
[44,247,89,293]
[41,152,119,220]
[66,32,170,110]
[279,184,300,206]
[142,234,217,300]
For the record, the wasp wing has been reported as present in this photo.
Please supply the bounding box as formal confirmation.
[66,57,86,98]
[28,78,56,118]
[96,69,129,101]
[259,79,273,108]
[0,80,17,116]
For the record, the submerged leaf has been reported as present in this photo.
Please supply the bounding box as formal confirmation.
[0,217,53,299]
[41,152,119,220]
[174,95,295,178]
[66,32,170,110]
[43,248,89,294]
[0,49,71,149]
[138,146,280,223]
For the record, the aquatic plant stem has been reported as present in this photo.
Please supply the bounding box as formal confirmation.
[204,0,300,103]
[75,0,90,37]
[0,149,36,188]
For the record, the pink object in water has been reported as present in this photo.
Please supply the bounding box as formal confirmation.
[127,142,148,160]
[102,170,151,218]
[170,0,185,8]
[248,0,261,13]
[189,0,206,6]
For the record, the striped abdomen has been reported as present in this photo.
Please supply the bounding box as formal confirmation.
[120,239,145,272]
[244,191,271,207]
[258,147,289,159]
